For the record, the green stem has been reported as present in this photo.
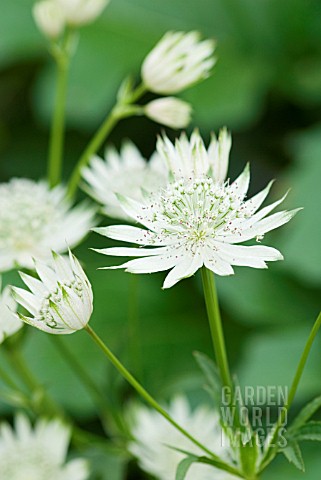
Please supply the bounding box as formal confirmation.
[201,267,233,390]
[0,364,21,391]
[67,103,142,200]
[4,347,61,417]
[48,50,70,187]
[50,336,109,415]
[260,311,321,471]
[84,324,243,477]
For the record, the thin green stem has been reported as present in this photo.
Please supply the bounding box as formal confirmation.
[48,51,70,187]
[4,347,61,417]
[84,324,243,477]
[67,103,142,200]
[201,267,233,390]
[50,336,109,416]
[0,364,21,391]
[260,311,321,471]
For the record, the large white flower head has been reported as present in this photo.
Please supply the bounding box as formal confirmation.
[128,396,237,480]
[142,31,216,95]
[0,178,95,272]
[12,251,93,335]
[0,414,89,480]
[82,141,168,220]
[0,278,22,344]
[94,131,300,288]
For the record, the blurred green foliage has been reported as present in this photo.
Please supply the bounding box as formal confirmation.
[1,0,321,478]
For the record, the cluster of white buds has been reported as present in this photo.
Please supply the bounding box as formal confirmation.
[140,31,216,129]
[33,0,110,39]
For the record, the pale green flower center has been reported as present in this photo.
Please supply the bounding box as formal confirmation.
[151,177,249,250]
[0,179,61,251]
[37,276,84,328]
[0,448,60,480]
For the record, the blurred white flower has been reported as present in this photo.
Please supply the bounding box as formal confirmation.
[128,396,237,480]
[82,141,168,220]
[0,178,95,272]
[0,414,89,480]
[158,128,231,181]
[12,251,93,335]
[144,97,192,129]
[94,131,300,288]
[0,279,22,344]
[142,31,216,95]
[56,0,110,26]
[33,0,65,39]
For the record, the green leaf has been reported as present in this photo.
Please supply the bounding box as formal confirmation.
[193,351,221,401]
[291,422,321,442]
[281,442,305,472]
[290,396,321,431]
[175,455,198,480]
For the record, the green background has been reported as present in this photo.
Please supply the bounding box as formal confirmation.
[0,0,321,478]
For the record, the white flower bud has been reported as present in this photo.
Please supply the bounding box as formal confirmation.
[142,31,216,95]
[33,0,65,39]
[144,97,192,129]
[12,251,93,335]
[56,0,110,26]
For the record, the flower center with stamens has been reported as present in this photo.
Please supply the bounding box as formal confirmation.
[0,179,62,251]
[37,277,84,329]
[146,177,249,252]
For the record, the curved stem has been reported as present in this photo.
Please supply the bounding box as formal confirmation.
[84,324,243,477]
[67,102,142,200]
[4,346,61,417]
[201,267,233,390]
[50,336,110,422]
[0,363,21,391]
[260,311,321,471]
[48,52,69,187]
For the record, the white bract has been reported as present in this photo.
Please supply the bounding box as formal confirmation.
[142,31,216,95]
[56,0,109,26]
[144,97,192,129]
[0,279,22,344]
[33,0,65,39]
[94,131,300,288]
[0,414,89,480]
[12,251,93,335]
[158,127,232,181]
[128,396,237,480]
[0,178,95,272]
[82,141,168,220]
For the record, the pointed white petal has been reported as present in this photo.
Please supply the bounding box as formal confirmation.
[93,246,168,257]
[93,225,164,245]
[203,247,234,276]
[163,254,203,288]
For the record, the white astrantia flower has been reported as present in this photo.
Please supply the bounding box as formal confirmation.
[144,97,192,129]
[12,251,93,335]
[56,0,110,26]
[33,0,65,39]
[128,396,238,480]
[0,178,95,272]
[94,131,300,288]
[0,414,89,480]
[82,141,168,220]
[142,31,216,95]
[0,278,22,344]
